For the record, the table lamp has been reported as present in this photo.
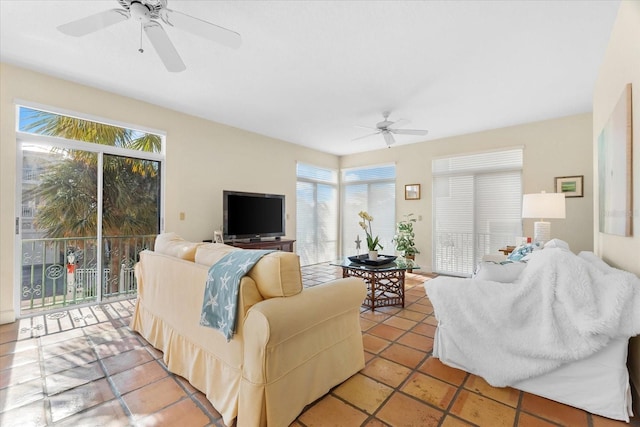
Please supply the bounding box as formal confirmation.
[522,191,566,243]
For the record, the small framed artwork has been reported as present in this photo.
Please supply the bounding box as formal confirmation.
[555,175,584,198]
[405,184,421,200]
[214,230,224,243]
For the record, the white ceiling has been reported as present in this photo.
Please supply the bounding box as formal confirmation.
[0,0,620,156]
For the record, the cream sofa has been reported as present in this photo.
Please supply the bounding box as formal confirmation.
[130,233,366,427]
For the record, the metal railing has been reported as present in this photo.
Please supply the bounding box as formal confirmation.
[433,232,517,277]
[21,234,156,315]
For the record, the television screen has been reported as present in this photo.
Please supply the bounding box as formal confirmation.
[223,190,285,240]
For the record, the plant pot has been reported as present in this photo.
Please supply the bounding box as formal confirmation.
[405,253,415,273]
[368,250,378,261]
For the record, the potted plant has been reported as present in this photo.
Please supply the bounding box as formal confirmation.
[358,211,383,260]
[393,214,419,271]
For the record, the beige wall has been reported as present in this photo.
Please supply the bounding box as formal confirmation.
[0,63,339,323]
[592,0,640,405]
[341,113,594,271]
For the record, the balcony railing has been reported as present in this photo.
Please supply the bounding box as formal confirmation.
[433,232,517,277]
[21,234,156,315]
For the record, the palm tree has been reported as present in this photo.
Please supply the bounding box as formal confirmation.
[22,107,161,295]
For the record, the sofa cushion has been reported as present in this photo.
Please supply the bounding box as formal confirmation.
[195,243,242,266]
[248,252,303,298]
[154,232,202,261]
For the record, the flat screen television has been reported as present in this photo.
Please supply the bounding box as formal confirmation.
[223,190,285,241]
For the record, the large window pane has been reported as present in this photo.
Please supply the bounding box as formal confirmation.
[341,165,396,256]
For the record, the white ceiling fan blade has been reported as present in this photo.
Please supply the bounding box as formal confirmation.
[383,131,396,146]
[387,118,408,129]
[354,125,377,130]
[161,9,241,49]
[143,21,186,72]
[352,131,380,141]
[391,129,429,136]
[57,9,129,36]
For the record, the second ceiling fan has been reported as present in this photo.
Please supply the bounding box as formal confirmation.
[354,112,429,147]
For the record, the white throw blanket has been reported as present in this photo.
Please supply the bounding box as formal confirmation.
[424,248,640,386]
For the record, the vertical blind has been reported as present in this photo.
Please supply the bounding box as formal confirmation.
[341,164,396,256]
[432,149,523,276]
[296,163,338,266]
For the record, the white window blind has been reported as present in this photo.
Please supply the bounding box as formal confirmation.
[296,163,338,266]
[432,149,523,276]
[341,164,396,256]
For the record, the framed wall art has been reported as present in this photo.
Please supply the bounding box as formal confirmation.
[555,175,583,198]
[405,184,420,200]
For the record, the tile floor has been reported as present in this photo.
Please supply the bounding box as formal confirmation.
[1,264,639,427]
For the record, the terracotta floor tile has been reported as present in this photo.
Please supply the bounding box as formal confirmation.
[376,391,444,427]
[363,419,388,427]
[136,398,211,427]
[517,412,559,427]
[193,390,223,419]
[0,377,45,412]
[0,346,39,370]
[49,378,115,423]
[43,347,98,375]
[101,347,153,376]
[359,310,391,323]
[418,357,468,386]
[521,392,589,426]
[406,301,434,314]
[450,389,517,427]
[397,331,433,352]
[463,374,520,407]
[380,342,426,369]
[45,361,105,395]
[383,315,417,331]
[441,415,476,427]
[0,338,38,356]
[411,322,437,337]
[38,328,85,347]
[41,336,92,359]
[0,360,41,388]
[122,376,187,419]
[368,323,405,341]
[110,359,168,395]
[0,397,48,427]
[298,395,368,426]
[54,399,130,427]
[332,373,394,414]
[401,371,457,409]
[360,317,377,332]
[424,315,439,326]
[94,335,146,359]
[395,308,427,322]
[362,333,390,354]
[361,357,413,388]
[174,373,198,394]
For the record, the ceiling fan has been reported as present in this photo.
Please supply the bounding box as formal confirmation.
[353,111,429,147]
[57,0,241,72]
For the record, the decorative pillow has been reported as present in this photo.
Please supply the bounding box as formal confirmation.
[507,242,542,262]
[544,239,571,251]
[194,243,241,266]
[247,252,303,298]
[154,232,202,261]
[473,261,527,283]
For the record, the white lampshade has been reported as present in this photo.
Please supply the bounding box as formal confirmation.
[522,191,566,243]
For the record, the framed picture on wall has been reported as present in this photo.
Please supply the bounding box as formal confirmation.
[405,184,421,200]
[555,175,584,198]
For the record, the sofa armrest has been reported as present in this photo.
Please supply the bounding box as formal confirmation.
[242,277,366,383]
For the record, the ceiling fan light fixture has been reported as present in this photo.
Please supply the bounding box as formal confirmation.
[130,2,152,23]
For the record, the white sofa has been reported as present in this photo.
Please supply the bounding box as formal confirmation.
[130,233,366,426]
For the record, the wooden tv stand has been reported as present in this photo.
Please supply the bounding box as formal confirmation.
[226,239,295,252]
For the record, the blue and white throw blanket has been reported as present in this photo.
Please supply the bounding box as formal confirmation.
[200,250,274,341]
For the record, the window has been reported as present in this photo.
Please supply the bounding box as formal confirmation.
[432,149,523,276]
[296,163,338,265]
[17,105,164,315]
[341,164,396,256]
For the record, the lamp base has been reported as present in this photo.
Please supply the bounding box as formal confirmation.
[533,221,550,244]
